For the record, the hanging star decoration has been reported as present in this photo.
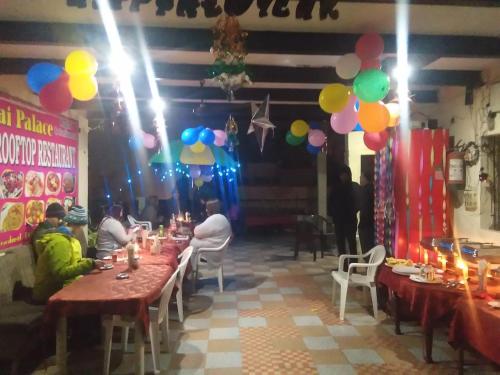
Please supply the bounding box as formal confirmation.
[248,94,276,153]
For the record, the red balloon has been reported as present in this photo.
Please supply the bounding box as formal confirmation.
[360,58,381,71]
[355,33,384,60]
[364,130,389,151]
[39,72,73,113]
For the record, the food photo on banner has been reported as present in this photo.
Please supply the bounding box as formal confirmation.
[0,94,79,250]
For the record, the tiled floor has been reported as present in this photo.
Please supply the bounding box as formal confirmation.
[34,234,497,374]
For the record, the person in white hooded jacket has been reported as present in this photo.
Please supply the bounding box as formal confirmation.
[190,199,232,268]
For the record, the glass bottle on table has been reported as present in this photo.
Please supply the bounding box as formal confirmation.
[159,224,164,237]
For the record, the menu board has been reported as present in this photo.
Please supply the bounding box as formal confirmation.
[0,94,78,250]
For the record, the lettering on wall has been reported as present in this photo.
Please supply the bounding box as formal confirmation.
[66,0,340,20]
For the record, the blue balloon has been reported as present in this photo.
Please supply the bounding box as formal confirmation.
[200,165,212,176]
[199,128,215,145]
[129,136,142,150]
[307,143,321,155]
[309,122,321,130]
[353,123,363,132]
[181,128,198,145]
[27,63,63,94]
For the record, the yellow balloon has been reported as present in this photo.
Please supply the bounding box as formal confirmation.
[386,102,401,127]
[318,83,350,114]
[358,101,390,133]
[194,178,204,187]
[65,50,98,76]
[290,120,309,137]
[190,141,206,153]
[69,74,98,101]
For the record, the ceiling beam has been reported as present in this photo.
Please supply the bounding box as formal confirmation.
[0,22,498,58]
[0,58,483,87]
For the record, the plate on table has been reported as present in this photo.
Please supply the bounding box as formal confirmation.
[102,256,112,260]
[392,265,420,276]
[172,235,189,241]
[487,300,500,309]
[409,274,443,284]
[99,264,114,270]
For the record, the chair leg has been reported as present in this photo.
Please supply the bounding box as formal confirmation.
[192,260,199,292]
[102,320,114,375]
[331,279,337,305]
[339,283,348,321]
[218,265,224,293]
[176,287,184,322]
[369,284,378,320]
[149,322,161,374]
[121,326,130,352]
[160,320,169,352]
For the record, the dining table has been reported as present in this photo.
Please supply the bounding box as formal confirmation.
[449,296,500,374]
[43,239,189,375]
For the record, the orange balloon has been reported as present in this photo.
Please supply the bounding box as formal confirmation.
[358,101,390,133]
[386,102,400,127]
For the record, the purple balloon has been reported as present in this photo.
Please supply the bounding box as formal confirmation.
[308,129,326,147]
[143,132,156,149]
[213,130,227,147]
[330,95,358,134]
[189,165,201,179]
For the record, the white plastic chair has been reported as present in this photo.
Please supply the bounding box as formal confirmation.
[102,268,180,375]
[331,245,386,321]
[193,236,231,293]
[175,246,194,322]
[127,214,152,231]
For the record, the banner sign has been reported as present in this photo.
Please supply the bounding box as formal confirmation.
[66,0,340,20]
[0,94,79,250]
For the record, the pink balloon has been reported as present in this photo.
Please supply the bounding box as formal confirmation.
[330,95,358,134]
[143,132,157,149]
[363,130,389,151]
[308,129,326,147]
[213,130,227,147]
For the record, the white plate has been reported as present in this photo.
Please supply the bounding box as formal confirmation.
[172,236,189,241]
[409,274,443,284]
[99,264,114,270]
[102,256,112,260]
[487,300,500,309]
[392,265,420,276]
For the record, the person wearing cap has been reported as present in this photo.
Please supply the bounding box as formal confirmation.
[32,205,104,303]
[96,204,133,259]
[189,199,232,269]
[31,202,67,262]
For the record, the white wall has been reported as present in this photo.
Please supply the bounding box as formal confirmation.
[348,131,374,184]
[427,72,500,243]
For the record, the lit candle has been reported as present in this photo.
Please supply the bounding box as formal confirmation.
[456,259,469,281]
[440,256,447,271]
[423,250,429,265]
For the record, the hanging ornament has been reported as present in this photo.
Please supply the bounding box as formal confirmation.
[248,94,276,153]
[225,114,239,152]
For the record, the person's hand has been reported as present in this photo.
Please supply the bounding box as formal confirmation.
[94,260,106,269]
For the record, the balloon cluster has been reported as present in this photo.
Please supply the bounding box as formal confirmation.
[182,126,227,153]
[318,33,400,151]
[129,131,157,150]
[189,165,214,187]
[27,50,99,113]
[286,120,326,156]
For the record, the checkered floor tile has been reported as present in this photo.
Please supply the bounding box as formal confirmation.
[33,233,498,374]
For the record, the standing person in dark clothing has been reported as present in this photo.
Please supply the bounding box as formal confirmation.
[329,166,360,266]
[358,171,375,253]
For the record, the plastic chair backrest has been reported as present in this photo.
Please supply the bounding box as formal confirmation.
[127,215,152,231]
[199,236,232,252]
[365,245,386,281]
[177,246,194,285]
[156,268,180,324]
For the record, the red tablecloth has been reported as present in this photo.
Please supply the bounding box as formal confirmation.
[44,263,175,332]
[449,297,500,365]
[377,265,463,329]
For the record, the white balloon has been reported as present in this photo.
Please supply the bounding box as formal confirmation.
[336,53,362,80]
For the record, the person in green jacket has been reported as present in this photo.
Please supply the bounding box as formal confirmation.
[31,202,67,262]
[32,205,104,303]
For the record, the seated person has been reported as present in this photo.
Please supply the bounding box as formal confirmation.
[32,206,104,303]
[190,199,232,268]
[96,204,133,259]
[31,202,67,262]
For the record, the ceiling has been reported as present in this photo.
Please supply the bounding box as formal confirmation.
[0,1,498,120]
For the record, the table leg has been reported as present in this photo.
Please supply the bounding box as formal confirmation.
[391,291,402,335]
[423,327,434,363]
[458,348,464,375]
[56,317,67,375]
[134,320,145,375]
